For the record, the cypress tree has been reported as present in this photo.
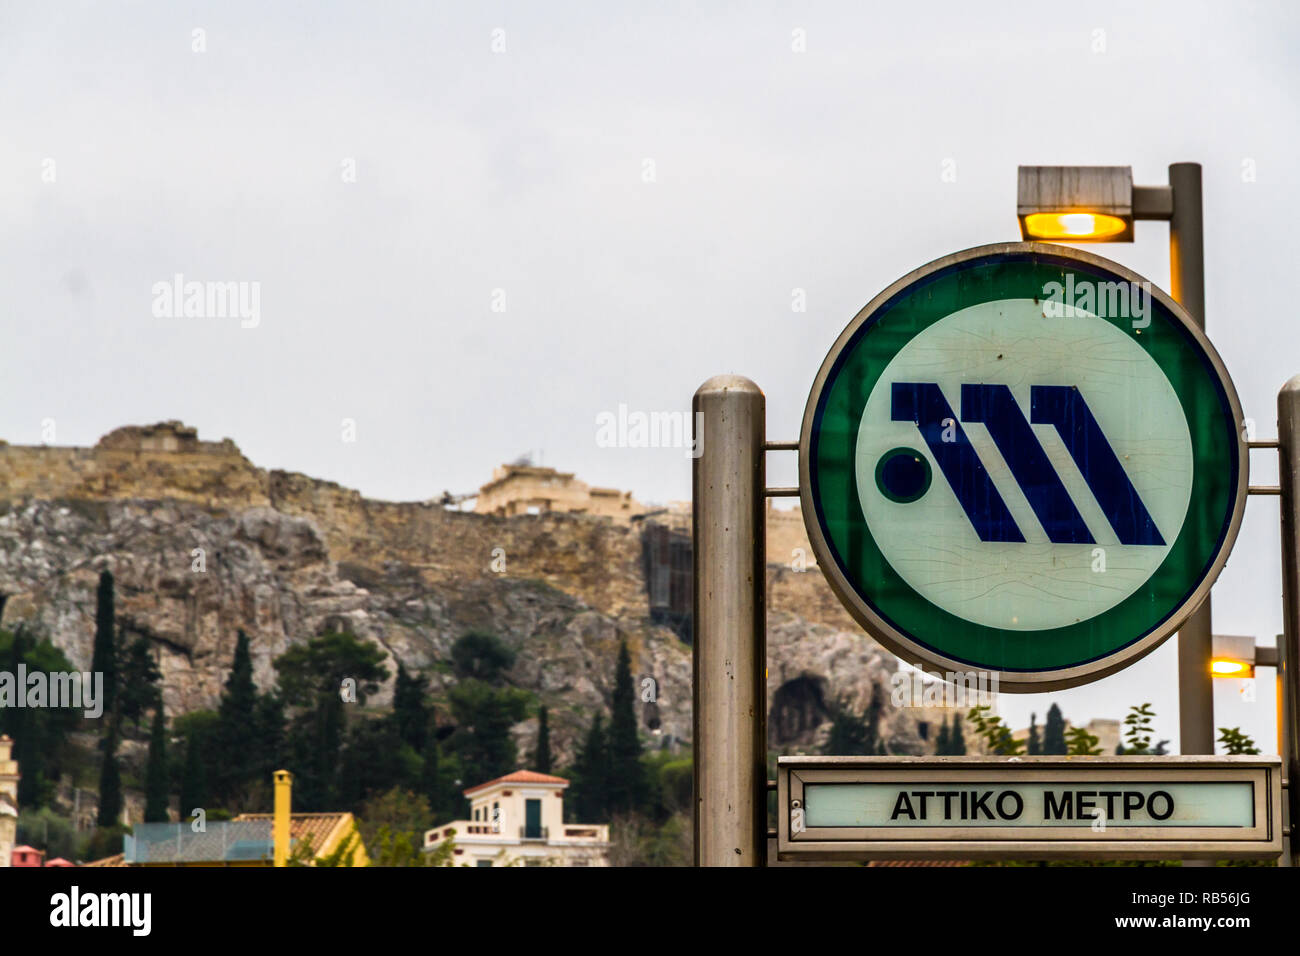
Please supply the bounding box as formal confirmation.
[180,727,208,816]
[534,705,552,773]
[421,740,446,819]
[1043,703,1067,755]
[4,628,43,806]
[118,638,162,730]
[572,713,609,821]
[91,570,117,718]
[252,692,287,787]
[96,729,123,827]
[935,716,951,756]
[1027,713,1041,755]
[606,640,645,815]
[826,697,873,755]
[865,689,883,752]
[950,713,966,755]
[144,706,169,822]
[214,631,258,803]
[393,662,429,752]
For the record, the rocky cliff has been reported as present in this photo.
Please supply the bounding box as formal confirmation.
[0,422,934,765]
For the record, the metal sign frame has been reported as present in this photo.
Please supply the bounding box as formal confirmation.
[778,755,1283,862]
[798,242,1249,692]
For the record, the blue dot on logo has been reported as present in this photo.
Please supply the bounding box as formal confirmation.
[875,448,932,503]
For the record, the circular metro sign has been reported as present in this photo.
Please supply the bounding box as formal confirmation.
[800,242,1247,690]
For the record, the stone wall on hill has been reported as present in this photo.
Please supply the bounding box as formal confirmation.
[0,422,939,762]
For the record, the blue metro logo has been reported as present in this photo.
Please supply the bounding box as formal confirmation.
[889,382,1165,547]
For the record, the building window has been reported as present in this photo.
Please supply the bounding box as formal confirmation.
[476,860,492,868]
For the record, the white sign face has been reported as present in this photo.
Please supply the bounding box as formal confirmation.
[854,298,1193,632]
[778,757,1283,862]
[805,781,1252,829]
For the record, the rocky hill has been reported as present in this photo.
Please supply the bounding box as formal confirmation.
[0,422,936,767]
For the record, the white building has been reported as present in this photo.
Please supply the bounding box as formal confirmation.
[0,736,19,868]
[424,770,610,867]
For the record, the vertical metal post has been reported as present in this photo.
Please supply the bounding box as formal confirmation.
[1169,162,1216,761]
[1276,377,1300,867]
[693,375,767,867]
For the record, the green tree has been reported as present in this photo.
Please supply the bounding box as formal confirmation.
[339,715,421,809]
[1065,726,1103,755]
[935,716,951,756]
[1042,703,1067,755]
[274,630,389,809]
[967,705,1025,756]
[866,692,883,752]
[1217,727,1260,755]
[534,705,552,773]
[117,637,162,730]
[176,711,218,816]
[213,631,259,804]
[450,632,516,684]
[1027,713,1041,755]
[420,737,462,823]
[392,662,430,753]
[367,825,427,867]
[569,713,610,822]
[607,641,645,814]
[1121,703,1156,755]
[96,728,123,827]
[826,695,877,755]
[950,713,966,755]
[252,692,288,795]
[274,630,389,704]
[1,627,79,807]
[82,825,129,863]
[446,680,529,786]
[16,807,79,860]
[91,570,118,719]
[357,786,432,859]
[144,706,170,822]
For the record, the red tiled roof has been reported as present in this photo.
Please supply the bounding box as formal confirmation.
[234,811,351,848]
[464,770,569,796]
[867,859,969,867]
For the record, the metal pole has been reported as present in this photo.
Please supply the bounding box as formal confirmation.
[1169,162,1216,761]
[1276,377,1300,867]
[692,375,767,866]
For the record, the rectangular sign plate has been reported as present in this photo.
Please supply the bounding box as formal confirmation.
[778,755,1283,861]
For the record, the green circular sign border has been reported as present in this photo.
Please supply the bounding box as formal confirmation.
[799,243,1247,691]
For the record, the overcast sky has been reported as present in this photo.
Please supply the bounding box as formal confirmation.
[3,1,1298,750]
